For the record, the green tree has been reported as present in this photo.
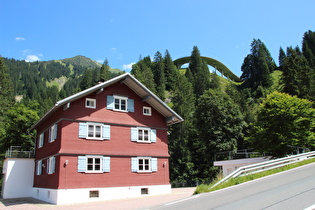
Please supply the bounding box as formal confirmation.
[194,89,246,181]
[131,56,156,93]
[302,30,315,68]
[241,39,276,94]
[189,46,211,97]
[248,91,315,157]
[282,47,313,100]
[163,50,179,91]
[99,59,111,81]
[0,57,14,113]
[152,51,166,100]
[169,73,196,185]
[0,102,40,153]
[278,47,286,69]
[0,58,14,142]
[79,69,93,90]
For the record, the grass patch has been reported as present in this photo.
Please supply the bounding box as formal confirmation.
[195,157,315,194]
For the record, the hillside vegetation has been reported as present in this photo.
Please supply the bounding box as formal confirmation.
[0,30,315,187]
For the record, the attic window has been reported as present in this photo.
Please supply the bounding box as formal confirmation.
[143,106,151,116]
[86,98,96,108]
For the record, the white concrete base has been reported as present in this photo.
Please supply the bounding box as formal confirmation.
[2,158,35,199]
[214,157,271,177]
[32,184,171,205]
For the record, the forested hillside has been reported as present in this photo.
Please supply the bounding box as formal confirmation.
[0,30,315,186]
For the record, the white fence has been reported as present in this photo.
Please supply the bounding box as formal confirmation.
[210,151,315,189]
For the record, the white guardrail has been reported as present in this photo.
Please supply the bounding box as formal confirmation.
[210,151,315,189]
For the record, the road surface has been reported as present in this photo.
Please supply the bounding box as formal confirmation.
[146,162,315,210]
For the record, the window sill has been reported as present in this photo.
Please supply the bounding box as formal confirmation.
[136,141,152,144]
[84,171,104,174]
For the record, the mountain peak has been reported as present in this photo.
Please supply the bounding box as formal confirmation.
[61,55,102,68]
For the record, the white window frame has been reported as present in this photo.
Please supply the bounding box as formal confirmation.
[86,98,96,108]
[114,95,128,112]
[38,133,44,148]
[36,160,42,175]
[143,106,152,116]
[86,156,103,173]
[138,128,150,143]
[137,157,151,172]
[49,124,57,143]
[87,123,103,140]
[47,156,56,174]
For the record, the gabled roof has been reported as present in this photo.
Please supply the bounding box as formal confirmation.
[31,73,183,130]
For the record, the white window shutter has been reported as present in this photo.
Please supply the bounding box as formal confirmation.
[130,127,138,142]
[150,129,157,143]
[51,157,56,174]
[46,158,50,174]
[102,157,110,172]
[78,156,86,172]
[107,96,114,110]
[37,160,42,175]
[102,124,110,140]
[127,99,134,112]
[131,157,138,172]
[53,124,58,140]
[79,123,87,138]
[151,158,158,172]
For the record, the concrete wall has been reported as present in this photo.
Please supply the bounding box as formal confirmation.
[32,184,171,205]
[2,158,34,198]
[214,157,271,177]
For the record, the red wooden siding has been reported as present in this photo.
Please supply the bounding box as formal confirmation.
[34,82,171,189]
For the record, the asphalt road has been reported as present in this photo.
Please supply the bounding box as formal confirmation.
[146,162,315,210]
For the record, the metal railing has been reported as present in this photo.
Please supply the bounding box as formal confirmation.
[215,149,265,161]
[210,151,315,189]
[5,146,34,158]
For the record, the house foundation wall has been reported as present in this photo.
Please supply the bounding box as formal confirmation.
[32,184,171,205]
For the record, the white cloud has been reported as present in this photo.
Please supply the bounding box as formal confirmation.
[25,55,41,62]
[122,62,135,71]
[15,37,25,41]
[22,49,43,62]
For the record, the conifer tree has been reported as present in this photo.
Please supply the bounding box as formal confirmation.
[131,56,156,94]
[163,50,178,91]
[302,30,315,67]
[0,58,14,146]
[279,47,286,69]
[152,51,166,100]
[99,59,111,81]
[0,58,14,117]
[241,39,276,93]
[282,47,313,100]
[79,69,93,90]
[169,73,196,185]
[189,46,211,97]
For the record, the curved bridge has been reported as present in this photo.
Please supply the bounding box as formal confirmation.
[173,56,242,82]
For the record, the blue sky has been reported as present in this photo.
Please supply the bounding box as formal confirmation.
[1,0,314,76]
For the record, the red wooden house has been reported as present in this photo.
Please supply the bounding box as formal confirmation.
[30,73,183,204]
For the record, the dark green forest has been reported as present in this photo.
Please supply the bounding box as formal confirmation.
[1,30,315,186]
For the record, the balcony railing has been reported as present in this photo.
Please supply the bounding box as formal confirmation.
[5,146,34,158]
[215,149,265,161]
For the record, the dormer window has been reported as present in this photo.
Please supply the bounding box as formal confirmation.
[86,98,96,108]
